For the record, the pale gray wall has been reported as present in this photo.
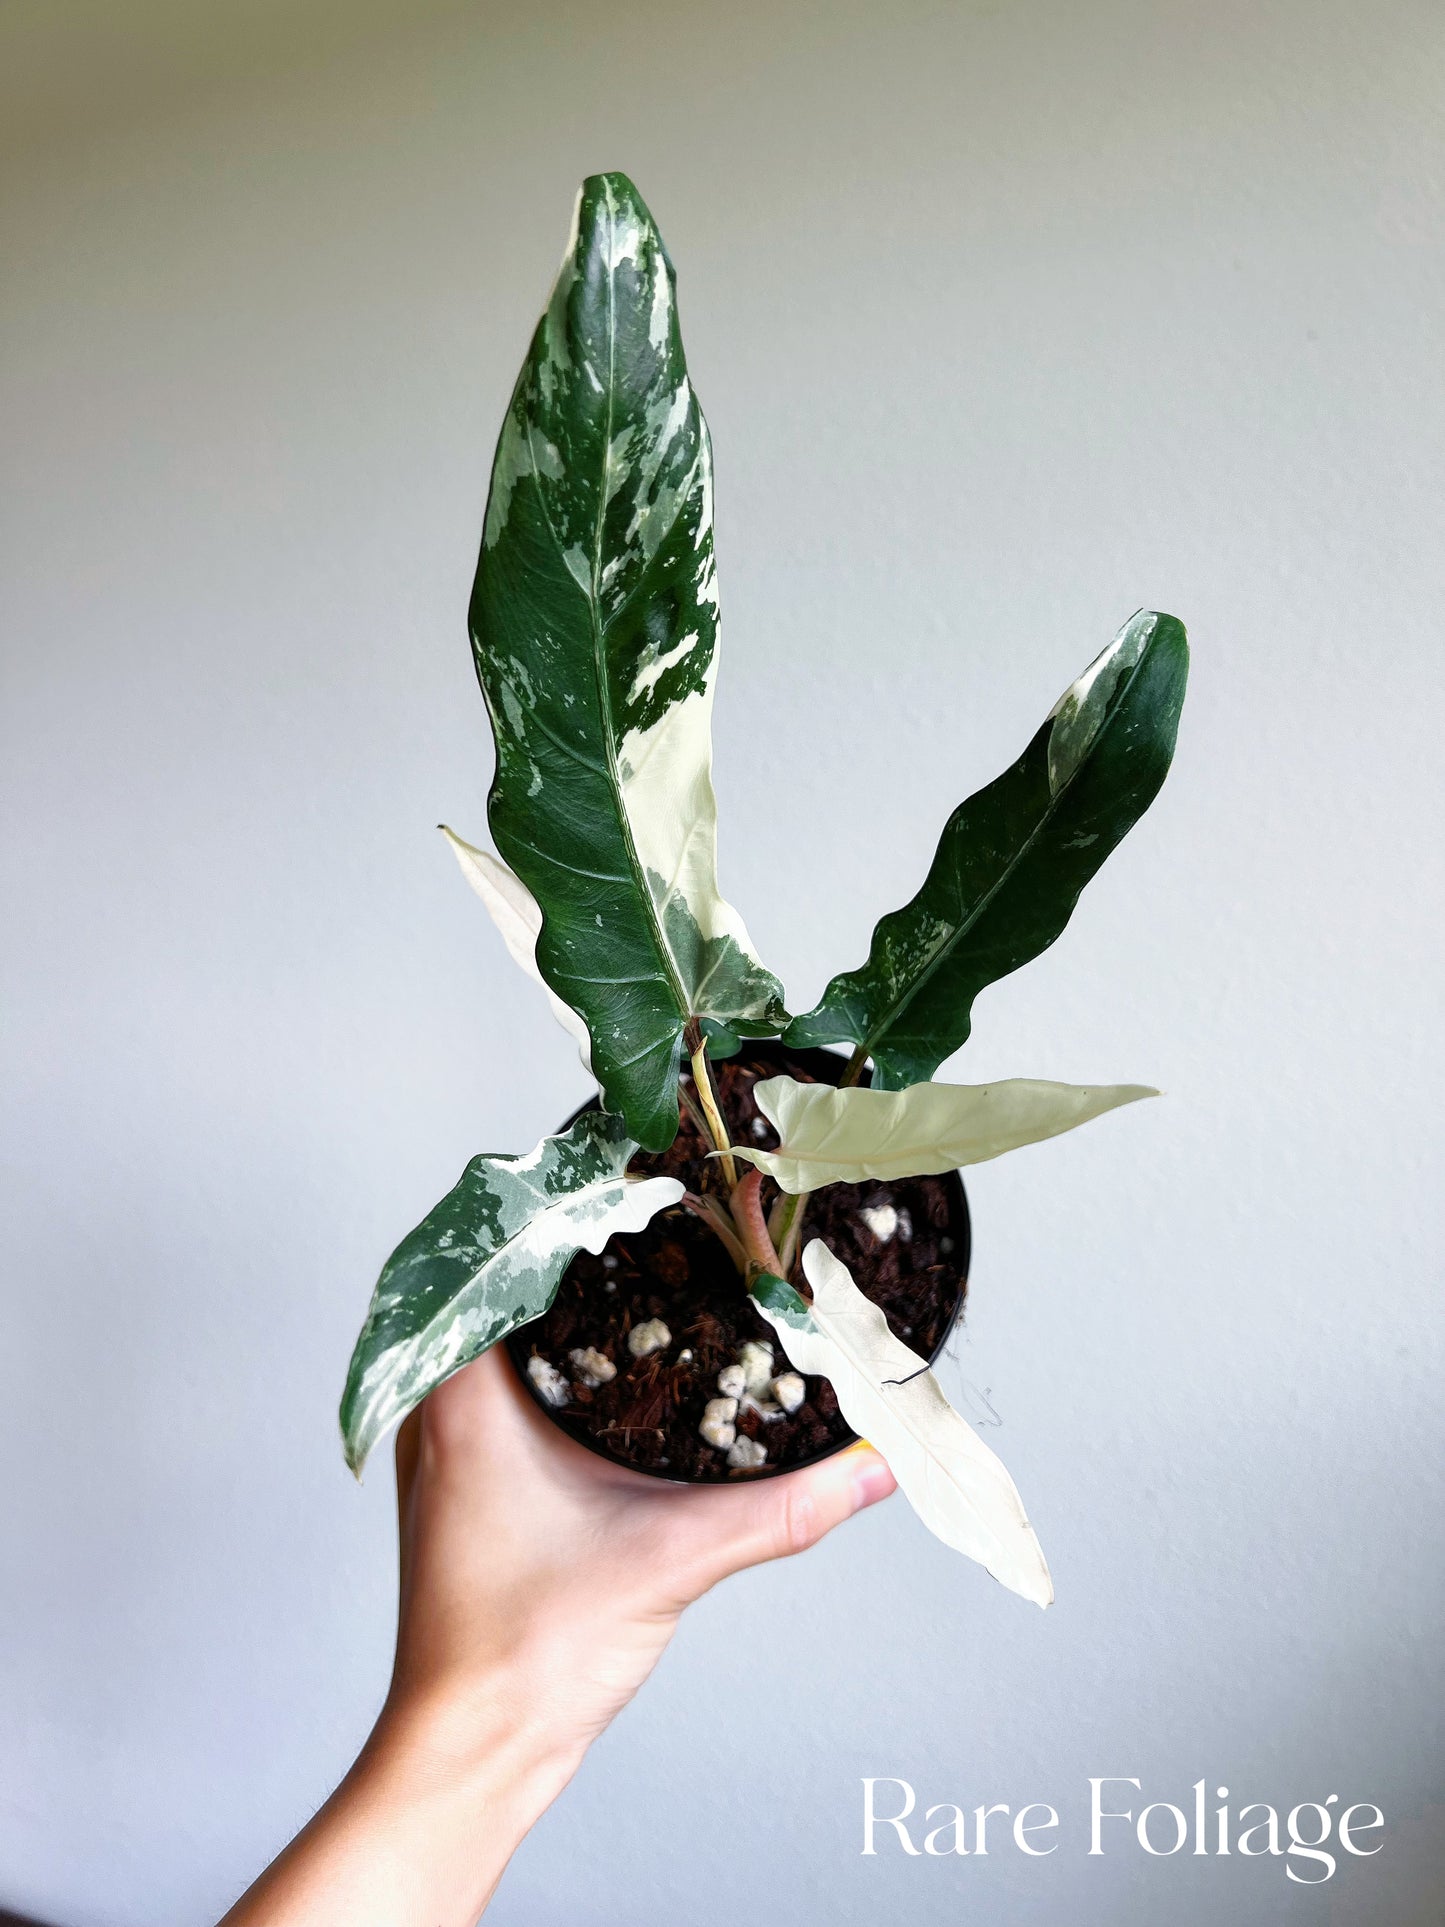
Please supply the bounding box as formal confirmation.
[3,2,1442,1922]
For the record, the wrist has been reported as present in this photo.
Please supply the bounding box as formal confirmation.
[273,1679,586,1927]
[369,1669,586,1823]
[218,1670,581,1927]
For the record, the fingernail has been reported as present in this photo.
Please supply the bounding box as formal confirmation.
[850,1454,896,1512]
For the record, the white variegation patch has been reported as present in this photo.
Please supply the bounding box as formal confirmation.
[605,203,647,271]
[440,826,593,1068]
[1047,609,1156,795]
[732,1076,1156,1192]
[482,409,531,551]
[616,669,773,1016]
[755,1243,1052,1606]
[628,630,700,703]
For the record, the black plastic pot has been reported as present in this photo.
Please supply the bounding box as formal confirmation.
[505,1039,970,1483]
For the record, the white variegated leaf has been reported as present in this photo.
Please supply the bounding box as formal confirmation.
[470,171,786,1149]
[753,1244,1052,1606]
[340,1110,682,1473]
[733,1075,1156,1192]
[440,825,593,1067]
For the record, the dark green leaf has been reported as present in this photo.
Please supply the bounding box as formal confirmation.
[786,611,1188,1086]
[749,1269,814,1327]
[698,1017,743,1059]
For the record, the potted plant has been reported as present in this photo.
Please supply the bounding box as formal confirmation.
[340,172,1187,1607]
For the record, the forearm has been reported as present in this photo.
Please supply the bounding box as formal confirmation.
[219,1686,582,1927]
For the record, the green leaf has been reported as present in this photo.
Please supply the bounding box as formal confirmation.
[733,1074,1157,1192]
[469,172,786,1149]
[339,1110,683,1473]
[786,611,1188,1087]
[754,1241,1053,1605]
[697,1017,743,1059]
[749,1269,813,1326]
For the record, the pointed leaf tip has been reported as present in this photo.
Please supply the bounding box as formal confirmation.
[580,168,646,205]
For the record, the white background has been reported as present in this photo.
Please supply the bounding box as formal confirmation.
[3,2,1442,1921]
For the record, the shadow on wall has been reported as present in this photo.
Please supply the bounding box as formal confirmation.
[1,1910,62,1926]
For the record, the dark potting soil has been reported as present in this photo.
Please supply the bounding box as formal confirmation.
[506,1044,969,1483]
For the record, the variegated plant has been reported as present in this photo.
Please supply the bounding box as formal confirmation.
[340,172,1189,1606]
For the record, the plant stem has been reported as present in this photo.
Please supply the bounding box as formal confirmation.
[730,1167,783,1276]
[772,1187,806,1278]
[687,1034,738,1189]
[677,1076,710,1144]
[771,1045,870,1276]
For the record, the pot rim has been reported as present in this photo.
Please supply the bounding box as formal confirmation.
[504,1039,970,1485]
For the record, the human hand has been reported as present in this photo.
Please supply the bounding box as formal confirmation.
[221,1345,894,1925]
[388,1344,895,1764]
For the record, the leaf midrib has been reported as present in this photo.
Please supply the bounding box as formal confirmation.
[554,181,695,1029]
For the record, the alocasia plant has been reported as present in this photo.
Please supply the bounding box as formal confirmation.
[341,171,1188,1606]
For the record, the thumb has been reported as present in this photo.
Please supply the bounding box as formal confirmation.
[678,1443,896,1596]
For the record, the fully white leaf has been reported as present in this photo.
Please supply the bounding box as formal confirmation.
[754,1242,1053,1606]
[440,825,593,1067]
[733,1075,1156,1192]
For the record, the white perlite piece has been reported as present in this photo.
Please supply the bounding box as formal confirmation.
[741,1391,782,1421]
[699,1397,738,1450]
[628,1318,672,1357]
[737,1340,774,1395]
[771,1372,806,1415]
[568,1346,615,1388]
[527,1356,571,1408]
[717,1362,746,1398]
[861,1203,898,1242]
[727,1436,768,1469]
[896,1207,913,1242]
